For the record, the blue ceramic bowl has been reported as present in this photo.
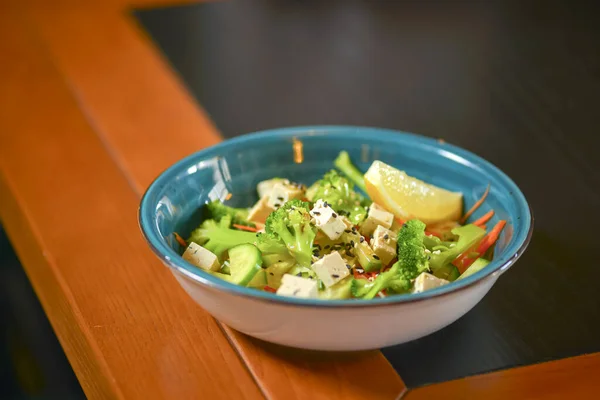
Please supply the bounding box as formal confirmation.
[139,126,532,350]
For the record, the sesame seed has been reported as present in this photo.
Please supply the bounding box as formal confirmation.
[313,211,321,216]
[350,240,355,246]
[277,196,284,201]
[346,264,352,269]
[296,272,302,277]
[384,234,389,240]
[344,229,351,233]
[331,274,339,278]
[360,237,365,243]
[324,245,331,249]
[332,213,337,218]
[269,272,274,276]
[372,254,380,260]
[274,203,281,208]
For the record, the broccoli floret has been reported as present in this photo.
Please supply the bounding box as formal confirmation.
[206,199,254,227]
[334,151,368,196]
[396,219,430,277]
[361,220,430,299]
[351,278,374,298]
[265,199,316,267]
[188,215,256,260]
[256,231,295,266]
[305,170,368,224]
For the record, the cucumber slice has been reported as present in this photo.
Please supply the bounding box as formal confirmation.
[319,276,353,299]
[265,261,295,288]
[228,244,263,286]
[355,242,382,272]
[248,269,267,288]
[457,258,490,280]
[220,261,231,275]
[430,264,460,281]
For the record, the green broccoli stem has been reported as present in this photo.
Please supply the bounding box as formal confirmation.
[334,151,368,195]
[363,263,405,300]
[278,223,314,267]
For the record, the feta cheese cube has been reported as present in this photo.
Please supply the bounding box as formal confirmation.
[182,242,220,272]
[412,273,449,293]
[266,182,304,209]
[276,274,319,298]
[312,251,350,288]
[248,196,274,224]
[309,199,346,240]
[371,225,397,265]
[360,203,394,236]
[257,178,288,198]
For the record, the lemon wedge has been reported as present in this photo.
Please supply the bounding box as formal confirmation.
[364,161,463,226]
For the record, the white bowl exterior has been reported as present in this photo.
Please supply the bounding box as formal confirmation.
[171,267,497,351]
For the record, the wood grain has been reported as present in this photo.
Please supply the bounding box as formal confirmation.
[31,8,407,400]
[226,331,407,400]
[30,7,222,194]
[405,352,600,400]
[0,10,263,400]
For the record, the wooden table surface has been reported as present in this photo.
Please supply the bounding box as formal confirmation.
[0,1,598,399]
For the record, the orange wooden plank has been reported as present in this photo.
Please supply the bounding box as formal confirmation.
[405,352,600,400]
[29,7,222,194]
[0,10,263,400]
[32,8,408,400]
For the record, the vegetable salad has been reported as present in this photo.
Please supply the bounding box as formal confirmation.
[177,152,505,300]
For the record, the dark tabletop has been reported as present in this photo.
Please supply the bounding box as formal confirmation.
[134,0,600,388]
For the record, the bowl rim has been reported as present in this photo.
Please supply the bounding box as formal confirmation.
[139,125,533,308]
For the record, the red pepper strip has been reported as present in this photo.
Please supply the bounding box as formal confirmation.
[472,210,495,227]
[173,232,187,247]
[395,217,405,226]
[264,286,277,293]
[453,220,507,272]
[460,184,490,224]
[232,224,259,232]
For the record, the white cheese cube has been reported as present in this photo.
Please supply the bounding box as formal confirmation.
[276,274,319,298]
[412,273,449,293]
[248,196,275,224]
[257,178,288,198]
[372,225,397,265]
[360,203,394,236]
[266,182,304,209]
[309,199,346,240]
[182,242,220,272]
[312,251,350,288]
